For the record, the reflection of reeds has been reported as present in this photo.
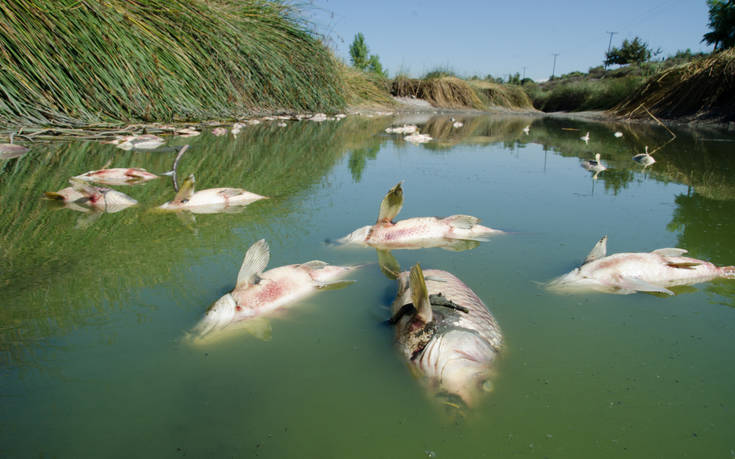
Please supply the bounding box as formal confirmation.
[0,0,345,126]
[0,117,387,367]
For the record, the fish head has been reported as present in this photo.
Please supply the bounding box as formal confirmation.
[546,268,603,294]
[335,225,372,246]
[190,293,238,340]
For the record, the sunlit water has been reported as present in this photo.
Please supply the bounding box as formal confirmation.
[2,114,735,458]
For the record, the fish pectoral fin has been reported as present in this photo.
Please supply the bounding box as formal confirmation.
[617,277,674,295]
[653,248,688,257]
[315,280,355,290]
[173,174,196,203]
[584,235,608,264]
[409,264,432,323]
[441,239,482,251]
[666,262,701,269]
[236,239,270,287]
[69,178,99,197]
[445,214,480,229]
[377,181,404,224]
[44,191,66,200]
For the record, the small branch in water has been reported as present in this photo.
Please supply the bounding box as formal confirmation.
[171,144,189,192]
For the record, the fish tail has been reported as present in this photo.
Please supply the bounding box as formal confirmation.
[721,266,735,279]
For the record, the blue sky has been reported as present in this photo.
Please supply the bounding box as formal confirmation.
[306,0,712,81]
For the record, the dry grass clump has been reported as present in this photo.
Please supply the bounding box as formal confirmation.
[392,76,485,109]
[0,0,345,127]
[339,65,395,109]
[614,49,735,122]
[469,80,534,109]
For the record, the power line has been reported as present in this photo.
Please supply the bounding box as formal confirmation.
[551,53,559,79]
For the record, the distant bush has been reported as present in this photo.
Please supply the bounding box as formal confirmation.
[423,66,457,79]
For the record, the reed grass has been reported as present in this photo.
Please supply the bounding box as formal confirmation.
[0,0,346,127]
[614,49,735,122]
[391,76,485,110]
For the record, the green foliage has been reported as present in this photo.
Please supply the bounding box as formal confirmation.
[349,33,369,70]
[367,54,387,77]
[604,37,653,66]
[423,66,457,79]
[528,77,645,112]
[703,0,735,50]
[0,0,346,127]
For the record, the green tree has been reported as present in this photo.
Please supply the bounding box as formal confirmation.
[604,37,652,66]
[367,54,387,77]
[702,0,735,51]
[349,33,369,70]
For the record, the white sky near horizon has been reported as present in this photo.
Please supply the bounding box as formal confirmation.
[306,0,712,81]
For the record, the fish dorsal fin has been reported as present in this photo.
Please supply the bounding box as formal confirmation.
[584,235,608,264]
[69,178,99,197]
[377,182,404,223]
[409,264,432,323]
[446,214,480,229]
[174,174,196,203]
[652,248,688,257]
[236,239,270,287]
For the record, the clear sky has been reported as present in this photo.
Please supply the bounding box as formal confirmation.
[306,0,712,81]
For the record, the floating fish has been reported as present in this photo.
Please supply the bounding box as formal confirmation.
[45,179,137,213]
[72,167,160,186]
[189,239,360,341]
[157,174,266,214]
[580,132,590,144]
[581,153,606,179]
[452,121,464,128]
[385,125,418,135]
[614,131,623,138]
[389,264,502,409]
[632,146,655,167]
[0,143,29,160]
[522,125,530,135]
[175,127,200,138]
[109,134,166,151]
[212,127,227,136]
[547,235,735,295]
[404,132,432,144]
[337,182,502,250]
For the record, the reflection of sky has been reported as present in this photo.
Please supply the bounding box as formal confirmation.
[309,0,710,80]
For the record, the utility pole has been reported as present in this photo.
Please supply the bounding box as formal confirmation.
[551,53,559,79]
[604,31,617,68]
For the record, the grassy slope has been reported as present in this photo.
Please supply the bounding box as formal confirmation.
[0,0,346,127]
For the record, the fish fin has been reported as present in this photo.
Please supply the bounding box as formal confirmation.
[652,248,688,257]
[584,235,608,264]
[377,182,404,223]
[173,174,196,203]
[445,214,480,229]
[69,178,99,197]
[236,239,270,287]
[44,191,66,200]
[424,275,448,283]
[377,249,401,280]
[666,262,701,269]
[315,280,355,290]
[301,260,329,269]
[240,317,272,341]
[617,277,674,295]
[409,264,433,323]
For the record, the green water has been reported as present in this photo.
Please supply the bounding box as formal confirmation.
[2,115,735,458]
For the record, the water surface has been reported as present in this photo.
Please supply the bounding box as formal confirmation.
[2,114,735,458]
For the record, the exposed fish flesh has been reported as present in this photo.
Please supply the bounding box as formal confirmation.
[337,182,502,250]
[189,239,360,340]
[547,236,735,295]
[157,174,266,214]
[390,264,502,408]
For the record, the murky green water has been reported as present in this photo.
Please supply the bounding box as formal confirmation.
[2,114,735,458]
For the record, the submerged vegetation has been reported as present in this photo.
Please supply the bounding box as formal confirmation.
[0,0,346,126]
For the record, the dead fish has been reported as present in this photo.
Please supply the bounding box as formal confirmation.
[385,125,418,135]
[157,174,266,214]
[175,127,200,138]
[72,167,160,186]
[337,182,502,250]
[212,127,227,136]
[632,146,655,167]
[580,132,590,144]
[0,143,29,160]
[404,132,432,144]
[106,134,166,151]
[390,264,502,408]
[45,179,137,213]
[581,153,606,179]
[547,235,735,295]
[189,239,360,341]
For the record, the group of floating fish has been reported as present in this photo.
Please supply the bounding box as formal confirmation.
[187,179,734,412]
[32,117,734,413]
[575,130,657,179]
